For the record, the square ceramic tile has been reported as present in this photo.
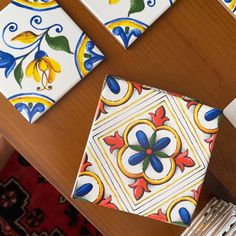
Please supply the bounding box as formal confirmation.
[220,0,236,16]
[0,0,104,123]
[72,75,222,226]
[81,0,176,48]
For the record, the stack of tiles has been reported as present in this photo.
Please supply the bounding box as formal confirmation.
[181,198,236,235]
[81,0,176,48]
[0,0,104,123]
[72,75,222,227]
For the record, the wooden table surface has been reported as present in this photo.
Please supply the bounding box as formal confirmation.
[0,0,236,235]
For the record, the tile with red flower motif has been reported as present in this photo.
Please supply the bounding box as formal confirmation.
[72,75,222,227]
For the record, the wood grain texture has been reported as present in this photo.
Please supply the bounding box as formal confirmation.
[0,135,14,171]
[0,0,235,235]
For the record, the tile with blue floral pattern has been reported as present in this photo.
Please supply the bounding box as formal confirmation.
[0,0,104,123]
[81,0,176,48]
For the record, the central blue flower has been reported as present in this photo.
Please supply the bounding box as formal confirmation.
[128,130,171,173]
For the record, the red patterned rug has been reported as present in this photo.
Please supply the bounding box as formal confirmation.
[0,152,102,236]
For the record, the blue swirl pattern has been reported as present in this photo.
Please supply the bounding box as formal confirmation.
[147,0,156,7]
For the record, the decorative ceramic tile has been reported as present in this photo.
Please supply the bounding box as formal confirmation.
[220,0,236,16]
[0,0,104,123]
[72,75,222,226]
[81,0,176,48]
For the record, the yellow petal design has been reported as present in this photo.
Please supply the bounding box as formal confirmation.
[109,0,120,4]
[26,60,37,78]
[48,67,56,83]
[229,0,236,10]
[33,65,41,82]
[43,57,61,73]
[11,31,39,44]
[39,59,48,72]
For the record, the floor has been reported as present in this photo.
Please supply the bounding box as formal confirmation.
[0,148,102,236]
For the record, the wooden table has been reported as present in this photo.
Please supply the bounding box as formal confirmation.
[0,0,235,235]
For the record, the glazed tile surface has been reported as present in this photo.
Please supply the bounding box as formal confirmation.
[221,0,236,15]
[72,75,222,226]
[81,0,176,48]
[0,0,104,123]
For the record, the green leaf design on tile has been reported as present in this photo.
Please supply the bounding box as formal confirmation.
[154,151,169,158]
[149,132,156,148]
[125,26,130,34]
[2,16,77,91]
[45,33,73,54]
[143,156,150,172]
[173,221,188,227]
[129,145,145,152]
[14,61,24,88]
[28,102,33,109]
[84,53,91,59]
[128,0,145,16]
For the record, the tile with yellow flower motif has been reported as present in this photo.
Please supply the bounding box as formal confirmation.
[219,0,236,16]
[72,75,222,226]
[0,0,104,123]
[81,0,176,48]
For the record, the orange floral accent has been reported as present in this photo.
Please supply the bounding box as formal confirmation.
[129,178,151,200]
[205,134,217,153]
[175,150,195,172]
[148,209,168,222]
[80,154,91,172]
[99,195,118,209]
[149,106,169,127]
[104,131,124,153]
[192,185,202,202]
